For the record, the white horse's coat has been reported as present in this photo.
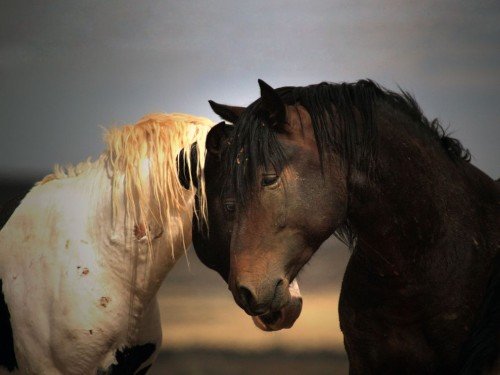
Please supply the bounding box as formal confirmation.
[0,114,212,374]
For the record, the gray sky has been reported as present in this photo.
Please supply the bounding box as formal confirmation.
[1,0,498,178]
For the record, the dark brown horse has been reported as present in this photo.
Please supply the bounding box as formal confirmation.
[206,80,499,374]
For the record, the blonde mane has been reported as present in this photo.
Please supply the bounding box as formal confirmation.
[105,113,212,249]
[105,113,213,334]
[37,158,100,185]
[39,113,212,254]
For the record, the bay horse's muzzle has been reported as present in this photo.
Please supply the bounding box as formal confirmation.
[252,279,302,331]
[236,277,289,315]
[233,278,303,331]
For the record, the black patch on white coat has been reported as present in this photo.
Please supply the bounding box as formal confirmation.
[98,343,156,375]
[136,364,152,375]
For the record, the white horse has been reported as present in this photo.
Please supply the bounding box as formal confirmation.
[0,113,213,374]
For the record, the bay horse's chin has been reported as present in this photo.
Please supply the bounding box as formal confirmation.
[251,279,302,331]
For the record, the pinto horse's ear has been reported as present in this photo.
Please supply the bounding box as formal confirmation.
[177,143,199,190]
[208,101,244,124]
[258,79,286,129]
[206,121,234,156]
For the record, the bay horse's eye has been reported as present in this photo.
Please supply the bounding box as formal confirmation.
[223,198,236,213]
[261,174,280,187]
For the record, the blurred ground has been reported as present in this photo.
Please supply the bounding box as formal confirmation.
[159,238,349,352]
[152,349,348,375]
[154,237,350,374]
[1,178,351,374]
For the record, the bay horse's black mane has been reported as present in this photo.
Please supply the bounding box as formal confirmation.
[223,80,473,249]
[224,80,471,211]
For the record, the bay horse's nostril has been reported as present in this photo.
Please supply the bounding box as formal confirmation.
[237,279,286,315]
[237,285,255,311]
[237,285,267,315]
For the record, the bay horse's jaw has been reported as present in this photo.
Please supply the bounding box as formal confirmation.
[251,279,302,331]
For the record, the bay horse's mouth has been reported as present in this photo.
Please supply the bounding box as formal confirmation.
[251,279,302,331]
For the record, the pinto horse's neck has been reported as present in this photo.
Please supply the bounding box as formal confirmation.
[89,160,193,340]
[338,102,499,373]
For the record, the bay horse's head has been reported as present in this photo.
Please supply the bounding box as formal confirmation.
[211,80,348,318]
[190,119,303,331]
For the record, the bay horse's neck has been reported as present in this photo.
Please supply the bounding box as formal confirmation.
[346,102,497,274]
[337,102,499,372]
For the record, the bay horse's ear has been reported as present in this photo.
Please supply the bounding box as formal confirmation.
[208,100,244,124]
[258,79,286,129]
[206,121,234,156]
